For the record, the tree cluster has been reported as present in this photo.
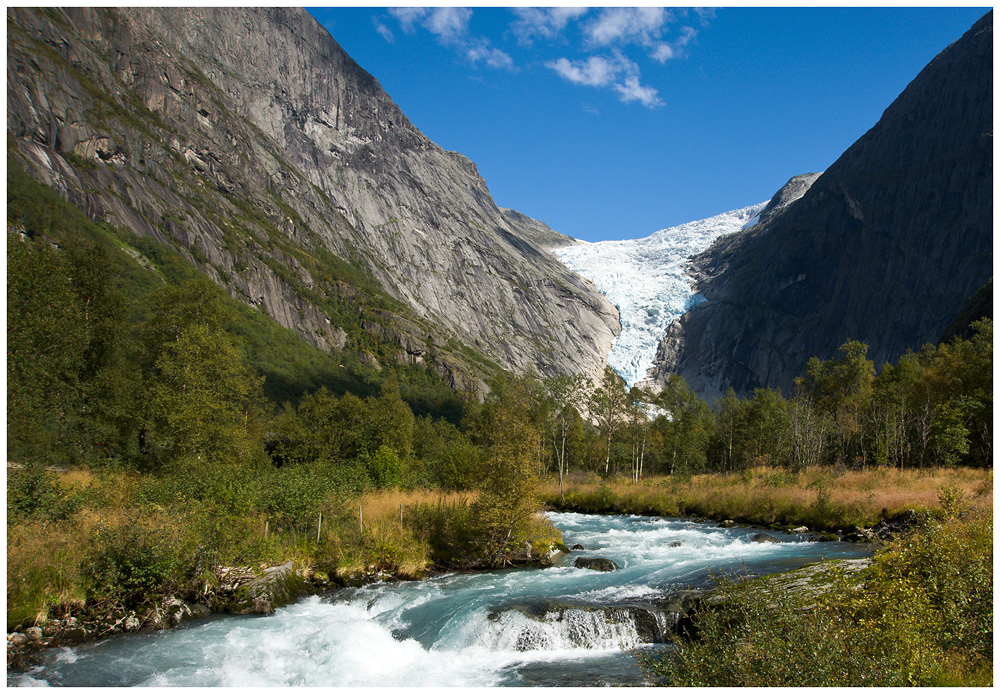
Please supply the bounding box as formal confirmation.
[527,325,991,485]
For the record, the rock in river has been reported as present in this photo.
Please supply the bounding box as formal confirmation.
[574,557,619,572]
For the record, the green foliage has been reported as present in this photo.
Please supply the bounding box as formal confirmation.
[412,415,481,489]
[467,374,545,566]
[6,466,82,524]
[364,445,405,489]
[407,497,478,566]
[148,321,265,467]
[589,366,628,476]
[641,508,993,686]
[83,518,181,609]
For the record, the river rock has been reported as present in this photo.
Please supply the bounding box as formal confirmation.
[752,533,780,543]
[231,560,308,615]
[24,627,43,642]
[789,526,809,534]
[487,598,675,648]
[574,557,619,572]
[668,541,682,547]
[570,544,585,550]
[718,520,738,528]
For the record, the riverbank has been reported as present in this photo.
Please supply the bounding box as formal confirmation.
[642,502,992,686]
[8,465,990,678]
[6,481,565,672]
[540,466,992,533]
[9,511,878,686]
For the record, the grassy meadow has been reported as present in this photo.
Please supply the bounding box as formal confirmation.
[542,466,993,530]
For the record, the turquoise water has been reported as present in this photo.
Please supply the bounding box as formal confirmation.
[11,512,871,687]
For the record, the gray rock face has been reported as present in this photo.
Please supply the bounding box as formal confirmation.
[6,7,619,389]
[652,12,992,399]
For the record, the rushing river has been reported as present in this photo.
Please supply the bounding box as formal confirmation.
[12,512,872,687]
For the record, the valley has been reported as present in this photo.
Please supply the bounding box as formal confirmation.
[6,6,992,688]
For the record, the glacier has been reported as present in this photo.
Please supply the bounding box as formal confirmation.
[553,202,768,388]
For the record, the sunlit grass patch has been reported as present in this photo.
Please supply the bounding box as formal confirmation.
[541,466,992,529]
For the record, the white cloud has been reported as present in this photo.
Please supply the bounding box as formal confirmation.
[614,75,664,108]
[510,7,588,45]
[650,25,698,63]
[547,54,626,87]
[373,17,394,43]
[389,7,470,43]
[585,7,671,48]
[548,51,662,109]
[694,8,717,26]
[467,39,514,70]
[389,7,512,71]
[424,7,472,43]
[677,26,698,46]
[650,43,674,62]
[389,7,428,34]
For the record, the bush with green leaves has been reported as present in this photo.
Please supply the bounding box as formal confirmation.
[82,518,181,609]
[7,466,81,524]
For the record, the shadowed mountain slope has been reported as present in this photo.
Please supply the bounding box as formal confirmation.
[652,11,993,399]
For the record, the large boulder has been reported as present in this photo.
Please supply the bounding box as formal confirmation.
[574,557,619,572]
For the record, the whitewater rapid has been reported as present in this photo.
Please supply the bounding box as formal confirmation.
[12,512,870,687]
[553,203,768,387]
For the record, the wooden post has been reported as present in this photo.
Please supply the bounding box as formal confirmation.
[399,503,403,531]
[359,504,363,534]
[316,512,323,545]
[264,521,269,539]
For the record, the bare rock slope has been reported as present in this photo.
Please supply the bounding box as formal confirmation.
[7,7,619,391]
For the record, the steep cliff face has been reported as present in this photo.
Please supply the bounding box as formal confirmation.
[7,7,619,391]
[653,11,993,399]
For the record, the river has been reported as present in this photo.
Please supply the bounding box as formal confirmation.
[11,512,872,687]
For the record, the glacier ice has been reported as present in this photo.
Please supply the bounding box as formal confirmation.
[554,202,768,388]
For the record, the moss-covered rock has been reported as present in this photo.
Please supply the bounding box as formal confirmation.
[229,561,308,615]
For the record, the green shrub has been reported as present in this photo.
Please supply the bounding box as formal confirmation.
[407,498,477,566]
[641,508,993,686]
[365,445,405,489]
[640,569,915,686]
[255,466,327,527]
[82,518,181,608]
[7,466,81,524]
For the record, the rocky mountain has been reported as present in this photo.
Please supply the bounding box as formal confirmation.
[6,7,619,394]
[651,11,993,399]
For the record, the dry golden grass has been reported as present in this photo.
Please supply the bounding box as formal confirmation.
[357,488,478,523]
[329,489,481,577]
[7,520,89,626]
[541,466,992,529]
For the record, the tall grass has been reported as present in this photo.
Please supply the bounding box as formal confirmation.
[7,520,89,627]
[326,489,477,577]
[542,467,992,529]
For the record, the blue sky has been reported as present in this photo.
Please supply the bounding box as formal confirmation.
[307,6,989,243]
